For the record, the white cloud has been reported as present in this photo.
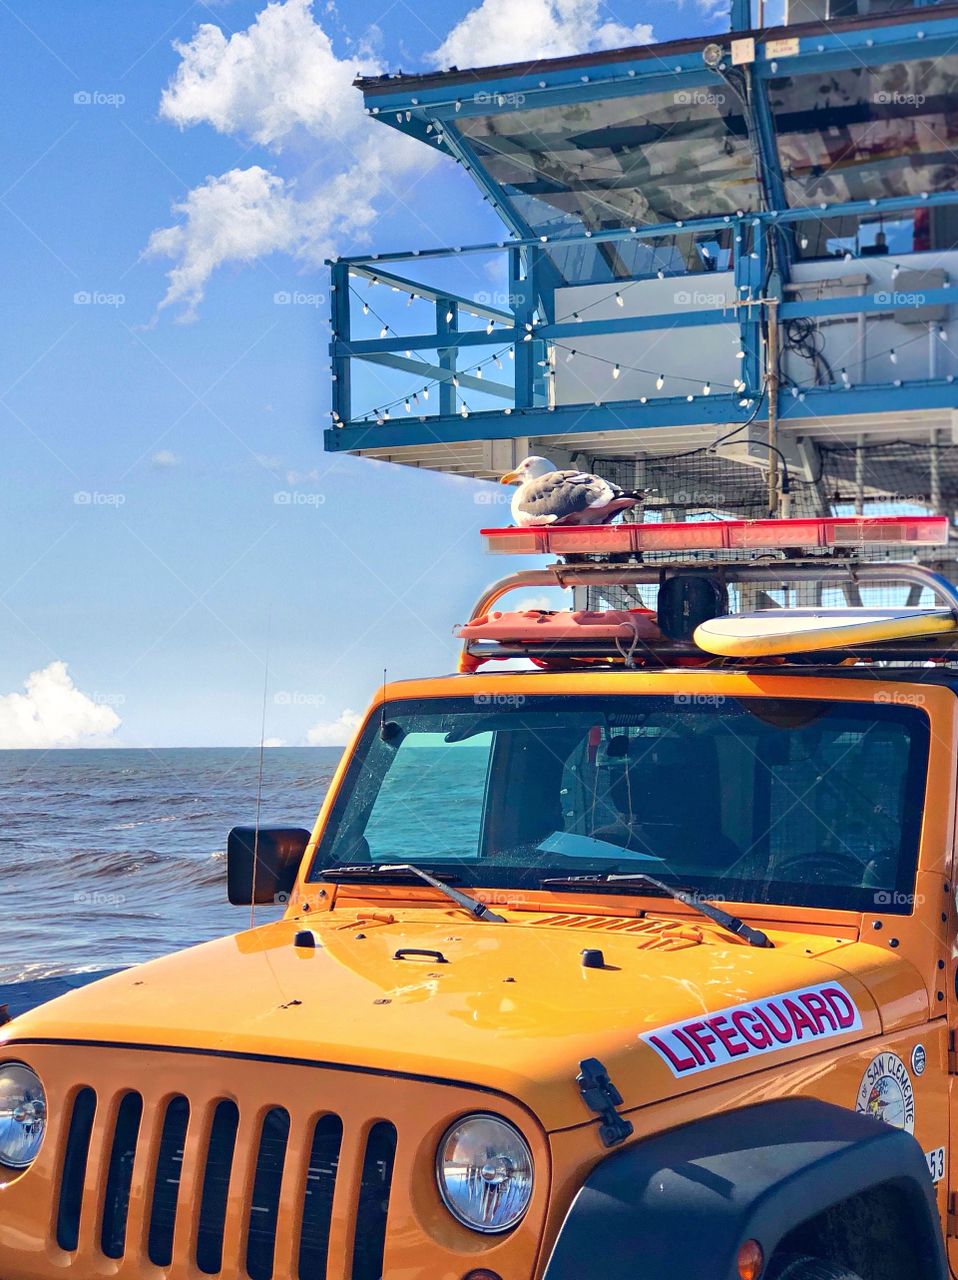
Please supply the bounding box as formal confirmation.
[160,0,370,149]
[514,594,559,611]
[263,736,286,747]
[0,662,122,749]
[150,0,425,318]
[151,449,181,468]
[306,707,362,746]
[429,0,653,69]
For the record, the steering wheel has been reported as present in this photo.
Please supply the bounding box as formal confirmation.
[769,847,868,886]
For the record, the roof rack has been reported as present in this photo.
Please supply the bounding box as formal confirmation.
[459,517,958,671]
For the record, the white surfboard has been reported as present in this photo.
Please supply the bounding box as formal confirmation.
[693,607,958,658]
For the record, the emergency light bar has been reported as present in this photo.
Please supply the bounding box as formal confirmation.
[481,515,950,557]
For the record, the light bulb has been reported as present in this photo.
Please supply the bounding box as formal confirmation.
[452,375,460,387]
[404,399,411,413]
[566,350,576,361]
[841,368,850,385]
[362,303,369,315]
[380,326,389,338]
[615,292,624,307]
[890,349,898,364]
[703,381,711,395]
[612,363,621,379]
[486,320,494,334]
[422,387,429,400]
[656,374,665,390]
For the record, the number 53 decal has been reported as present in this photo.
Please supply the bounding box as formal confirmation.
[926,1147,946,1184]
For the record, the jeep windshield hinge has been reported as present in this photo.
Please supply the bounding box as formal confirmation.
[577,1057,634,1148]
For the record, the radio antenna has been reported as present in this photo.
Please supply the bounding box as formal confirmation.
[250,627,271,931]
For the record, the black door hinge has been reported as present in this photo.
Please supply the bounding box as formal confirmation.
[577,1057,634,1148]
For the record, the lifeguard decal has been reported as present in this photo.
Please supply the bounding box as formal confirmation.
[641,982,863,1077]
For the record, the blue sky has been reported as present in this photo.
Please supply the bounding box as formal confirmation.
[0,0,730,748]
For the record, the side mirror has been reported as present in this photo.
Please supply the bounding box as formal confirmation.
[227,826,311,906]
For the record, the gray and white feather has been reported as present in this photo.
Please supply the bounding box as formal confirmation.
[501,456,646,527]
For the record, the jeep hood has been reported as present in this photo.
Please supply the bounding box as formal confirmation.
[3,909,922,1131]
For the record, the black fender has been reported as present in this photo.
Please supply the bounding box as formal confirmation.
[542,1098,946,1280]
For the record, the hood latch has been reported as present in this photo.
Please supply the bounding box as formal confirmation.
[577,1057,634,1148]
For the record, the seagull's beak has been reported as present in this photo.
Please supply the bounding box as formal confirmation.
[500,470,520,485]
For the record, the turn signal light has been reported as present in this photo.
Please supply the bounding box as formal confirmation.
[737,1238,765,1280]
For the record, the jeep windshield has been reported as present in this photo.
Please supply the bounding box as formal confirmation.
[310,694,930,915]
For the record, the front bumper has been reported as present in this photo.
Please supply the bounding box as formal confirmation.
[0,1039,550,1280]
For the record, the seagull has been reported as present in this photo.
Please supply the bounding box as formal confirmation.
[500,456,647,527]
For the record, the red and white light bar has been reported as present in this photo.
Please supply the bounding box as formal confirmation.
[482,515,950,556]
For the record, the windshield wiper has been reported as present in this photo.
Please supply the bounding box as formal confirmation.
[324,863,505,924]
[540,873,773,949]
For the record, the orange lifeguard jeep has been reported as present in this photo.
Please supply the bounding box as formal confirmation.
[3,515,958,1280]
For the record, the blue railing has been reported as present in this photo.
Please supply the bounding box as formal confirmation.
[326,191,958,453]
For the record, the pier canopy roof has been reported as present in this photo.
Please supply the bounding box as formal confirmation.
[356,6,958,273]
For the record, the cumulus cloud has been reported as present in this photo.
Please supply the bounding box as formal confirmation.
[0,662,122,749]
[306,708,362,747]
[159,0,370,149]
[429,0,653,69]
[149,0,423,319]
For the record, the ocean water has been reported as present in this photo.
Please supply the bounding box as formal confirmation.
[0,748,343,983]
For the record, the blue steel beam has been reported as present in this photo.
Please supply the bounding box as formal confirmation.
[330,260,352,424]
[328,189,958,268]
[343,263,513,324]
[359,13,958,119]
[356,352,513,401]
[325,379,958,453]
[730,0,752,32]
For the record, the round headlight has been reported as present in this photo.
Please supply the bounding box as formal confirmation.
[437,1114,533,1234]
[0,1063,47,1170]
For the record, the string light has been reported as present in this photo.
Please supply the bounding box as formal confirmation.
[379,325,389,338]
[703,381,711,395]
[404,398,412,413]
[486,319,495,334]
[889,349,898,364]
[612,363,621,379]
[841,368,850,385]
[566,349,576,361]
[362,302,369,315]
[615,292,624,307]
[656,374,665,390]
